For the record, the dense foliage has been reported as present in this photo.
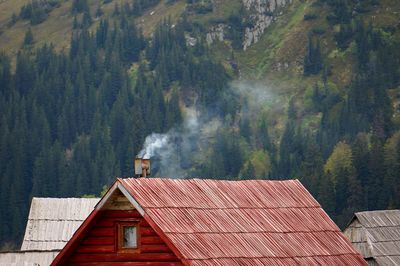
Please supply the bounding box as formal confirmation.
[298,0,400,226]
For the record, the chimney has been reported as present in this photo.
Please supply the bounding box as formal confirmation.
[134,158,150,178]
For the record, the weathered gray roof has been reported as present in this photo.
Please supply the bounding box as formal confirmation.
[0,251,58,266]
[21,197,99,251]
[344,210,400,266]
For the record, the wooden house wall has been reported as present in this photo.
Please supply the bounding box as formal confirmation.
[64,210,182,266]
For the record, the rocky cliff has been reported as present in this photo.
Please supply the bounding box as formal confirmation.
[242,0,292,50]
[206,0,292,50]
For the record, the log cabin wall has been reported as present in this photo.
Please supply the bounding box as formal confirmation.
[64,189,183,266]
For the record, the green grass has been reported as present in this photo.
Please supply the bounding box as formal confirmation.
[191,0,242,26]
[136,0,186,36]
[235,0,311,79]
[0,0,117,58]
[0,0,186,60]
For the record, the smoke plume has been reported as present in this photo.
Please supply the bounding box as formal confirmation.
[136,108,220,177]
[136,80,279,178]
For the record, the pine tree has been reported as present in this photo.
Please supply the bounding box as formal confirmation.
[304,35,323,76]
[95,5,103,17]
[71,0,89,13]
[23,28,34,47]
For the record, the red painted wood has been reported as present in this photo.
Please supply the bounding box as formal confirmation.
[69,253,179,262]
[82,237,114,246]
[140,244,170,253]
[89,227,114,237]
[96,218,116,227]
[140,227,157,236]
[76,245,115,253]
[63,209,181,265]
[70,262,183,266]
[141,236,164,245]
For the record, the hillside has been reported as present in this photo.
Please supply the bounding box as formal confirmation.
[0,0,186,58]
[0,0,399,248]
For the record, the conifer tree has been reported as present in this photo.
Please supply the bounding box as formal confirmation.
[71,0,89,13]
[23,28,34,47]
[304,35,323,76]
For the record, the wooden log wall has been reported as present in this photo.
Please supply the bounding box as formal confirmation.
[65,210,183,266]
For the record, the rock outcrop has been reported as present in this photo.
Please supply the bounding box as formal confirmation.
[205,0,291,49]
[242,0,292,50]
[206,24,226,45]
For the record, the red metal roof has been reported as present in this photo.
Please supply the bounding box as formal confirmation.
[119,178,367,265]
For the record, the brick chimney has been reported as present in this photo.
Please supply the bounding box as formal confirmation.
[134,158,150,178]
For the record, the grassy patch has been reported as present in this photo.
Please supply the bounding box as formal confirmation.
[136,0,186,36]
[235,0,311,79]
[0,0,186,58]
[191,0,242,26]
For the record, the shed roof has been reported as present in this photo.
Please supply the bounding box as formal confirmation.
[54,178,366,265]
[21,197,99,251]
[0,251,58,266]
[344,210,400,265]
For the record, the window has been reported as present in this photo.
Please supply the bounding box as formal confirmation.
[123,226,137,248]
[117,221,140,252]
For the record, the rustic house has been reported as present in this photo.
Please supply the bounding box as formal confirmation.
[52,176,367,265]
[0,197,99,266]
[343,210,400,266]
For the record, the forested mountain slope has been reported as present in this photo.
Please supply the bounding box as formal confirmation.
[0,0,399,248]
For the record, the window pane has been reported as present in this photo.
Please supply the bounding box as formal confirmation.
[123,226,137,248]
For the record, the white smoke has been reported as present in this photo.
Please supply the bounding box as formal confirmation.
[136,81,281,178]
[136,107,216,178]
[138,134,169,159]
[230,80,278,111]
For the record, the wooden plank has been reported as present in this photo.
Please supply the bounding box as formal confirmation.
[141,236,164,245]
[76,245,115,253]
[97,217,146,227]
[141,244,171,253]
[103,210,142,219]
[96,218,116,227]
[69,252,179,262]
[140,227,157,236]
[89,227,114,237]
[140,220,150,227]
[68,262,183,266]
[103,200,135,211]
[82,237,114,246]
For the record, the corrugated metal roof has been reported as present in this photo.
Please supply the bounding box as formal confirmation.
[21,197,99,251]
[119,178,366,265]
[344,210,400,265]
[0,251,58,266]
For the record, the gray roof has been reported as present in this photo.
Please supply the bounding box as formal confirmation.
[21,197,99,251]
[0,251,58,266]
[344,210,400,266]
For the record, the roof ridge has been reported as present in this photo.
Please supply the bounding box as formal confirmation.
[143,206,321,210]
[118,177,300,183]
[164,230,341,234]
